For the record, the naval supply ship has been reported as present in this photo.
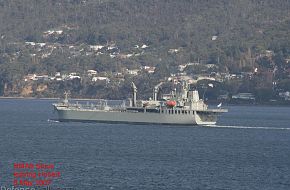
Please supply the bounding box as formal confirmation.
[53,82,227,126]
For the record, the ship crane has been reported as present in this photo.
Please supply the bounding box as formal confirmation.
[131,82,137,107]
[153,82,163,101]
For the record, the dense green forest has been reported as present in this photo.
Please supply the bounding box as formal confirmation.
[0,0,290,101]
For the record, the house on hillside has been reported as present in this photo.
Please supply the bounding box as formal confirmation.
[126,69,140,76]
[87,70,98,76]
[67,73,81,80]
[141,66,156,74]
[92,76,110,83]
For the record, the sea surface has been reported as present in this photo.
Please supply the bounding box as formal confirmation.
[0,99,290,190]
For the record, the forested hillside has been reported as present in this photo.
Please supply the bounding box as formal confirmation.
[0,0,290,100]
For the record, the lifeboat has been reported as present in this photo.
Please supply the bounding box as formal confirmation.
[166,100,176,108]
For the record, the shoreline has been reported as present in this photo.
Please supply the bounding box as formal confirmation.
[0,96,59,100]
[1,96,290,107]
[0,96,104,101]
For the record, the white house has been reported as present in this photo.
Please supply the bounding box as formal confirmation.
[212,36,218,41]
[92,77,110,83]
[90,45,104,51]
[141,44,149,49]
[67,73,81,80]
[126,69,139,76]
[87,70,98,76]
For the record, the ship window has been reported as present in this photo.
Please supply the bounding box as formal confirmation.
[175,110,177,114]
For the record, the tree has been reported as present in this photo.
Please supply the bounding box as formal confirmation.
[254,88,274,102]
[153,62,170,80]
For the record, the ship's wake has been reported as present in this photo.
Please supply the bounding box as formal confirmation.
[47,119,60,123]
[204,125,290,130]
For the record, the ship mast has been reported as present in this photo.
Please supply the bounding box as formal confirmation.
[63,91,69,104]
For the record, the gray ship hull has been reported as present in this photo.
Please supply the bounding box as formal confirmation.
[53,83,227,126]
[54,106,224,126]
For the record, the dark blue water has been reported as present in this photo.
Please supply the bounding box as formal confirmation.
[0,99,290,190]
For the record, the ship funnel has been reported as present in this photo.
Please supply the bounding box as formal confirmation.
[131,82,137,107]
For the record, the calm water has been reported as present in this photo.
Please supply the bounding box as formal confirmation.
[0,99,290,190]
